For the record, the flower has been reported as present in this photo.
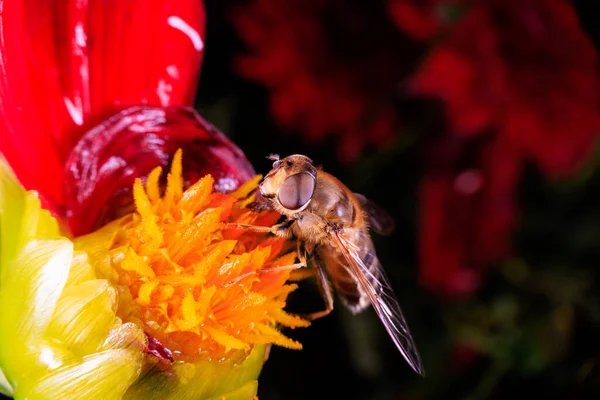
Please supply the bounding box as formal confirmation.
[0,155,145,398]
[396,0,600,296]
[406,0,600,177]
[63,106,255,236]
[0,0,256,237]
[0,151,308,399]
[232,0,413,162]
[0,0,309,398]
[386,0,455,41]
[78,149,308,361]
[0,0,205,209]
[419,136,521,297]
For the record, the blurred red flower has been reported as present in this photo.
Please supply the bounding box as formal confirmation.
[386,0,454,41]
[232,0,599,297]
[0,0,254,236]
[419,136,521,297]
[232,0,413,162]
[405,0,600,296]
[407,0,600,177]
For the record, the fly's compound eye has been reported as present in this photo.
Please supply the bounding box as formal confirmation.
[278,172,316,210]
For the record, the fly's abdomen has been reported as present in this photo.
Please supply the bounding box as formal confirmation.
[319,229,380,313]
[319,246,366,312]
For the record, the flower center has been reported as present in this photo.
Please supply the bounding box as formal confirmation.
[77,150,309,362]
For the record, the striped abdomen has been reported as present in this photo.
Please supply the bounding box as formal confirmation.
[318,228,380,313]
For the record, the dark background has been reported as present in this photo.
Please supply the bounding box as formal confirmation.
[193,1,600,399]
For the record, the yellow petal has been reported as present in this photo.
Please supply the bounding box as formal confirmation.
[145,167,163,203]
[6,339,78,394]
[180,174,215,214]
[270,309,311,329]
[47,280,118,356]
[0,239,74,388]
[0,239,72,346]
[74,219,120,257]
[180,292,200,331]
[205,326,250,351]
[65,251,97,286]
[122,248,156,278]
[0,156,59,283]
[99,320,146,352]
[193,240,237,278]
[73,221,122,282]
[21,192,60,244]
[164,149,184,208]
[137,280,159,306]
[231,175,262,200]
[28,348,143,400]
[133,178,154,218]
[24,339,78,372]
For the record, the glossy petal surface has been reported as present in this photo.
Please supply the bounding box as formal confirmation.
[0,0,205,208]
[64,106,255,236]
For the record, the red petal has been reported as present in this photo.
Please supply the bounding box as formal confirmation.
[64,106,255,236]
[0,0,205,208]
[386,0,444,41]
[418,137,521,298]
[231,0,407,163]
[0,1,68,207]
[409,0,600,178]
[419,173,482,298]
[84,0,205,120]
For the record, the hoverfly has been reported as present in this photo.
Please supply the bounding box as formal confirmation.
[227,154,424,376]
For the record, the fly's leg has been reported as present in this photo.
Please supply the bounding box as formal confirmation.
[302,251,334,321]
[289,268,317,281]
[247,200,271,212]
[225,239,306,286]
[221,221,292,238]
[224,262,305,286]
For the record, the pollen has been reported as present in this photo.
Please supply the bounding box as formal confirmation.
[77,150,309,361]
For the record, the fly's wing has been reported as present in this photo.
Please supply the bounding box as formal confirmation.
[353,193,396,236]
[330,228,425,376]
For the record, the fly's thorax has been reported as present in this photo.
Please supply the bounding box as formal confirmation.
[291,214,329,243]
[306,171,358,227]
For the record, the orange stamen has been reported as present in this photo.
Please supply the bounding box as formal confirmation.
[93,150,309,361]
